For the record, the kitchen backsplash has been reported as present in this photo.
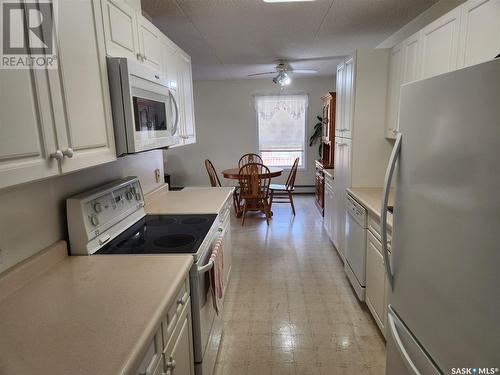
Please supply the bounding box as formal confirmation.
[0,150,164,274]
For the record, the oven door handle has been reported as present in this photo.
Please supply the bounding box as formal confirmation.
[197,259,214,275]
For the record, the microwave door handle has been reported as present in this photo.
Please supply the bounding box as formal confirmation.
[381,132,401,289]
[170,92,179,136]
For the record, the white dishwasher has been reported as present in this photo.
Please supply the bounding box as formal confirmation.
[344,193,368,301]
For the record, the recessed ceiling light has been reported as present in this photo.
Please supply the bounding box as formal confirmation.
[263,0,315,3]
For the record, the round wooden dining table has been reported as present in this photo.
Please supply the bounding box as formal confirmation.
[222,167,283,179]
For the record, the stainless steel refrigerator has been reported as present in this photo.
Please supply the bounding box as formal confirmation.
[381,58,500,374]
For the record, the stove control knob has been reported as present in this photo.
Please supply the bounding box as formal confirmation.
[126,190,134,200]
[90,214,99,226]
[93,202,102,213]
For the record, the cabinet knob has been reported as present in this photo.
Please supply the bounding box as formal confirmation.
[50,150,64,161]
[166,356,176,370]
[62,148,74,158]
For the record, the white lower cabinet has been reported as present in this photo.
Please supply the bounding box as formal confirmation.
[136,276,194,375]
[0,0,115,189]
[324,174,334,241]
[163,301,194,375]
[366,229,388,337]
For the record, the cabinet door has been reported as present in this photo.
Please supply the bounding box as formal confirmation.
[335,62,345,138]
[164,301,195,375]
[458,0,500,68]
[0,67,59,189]
[52,0,116,173]
[366,230,387,336]
[385,42,405,139]
[323,182,332,237]
[402,32,421,83]
[342,56,355,139]
[138,16,163,70]
[338,138,351,260]
[101,0,140,60]
[178,53,196,145]
[331,138,344,258]
[419,7,461,79]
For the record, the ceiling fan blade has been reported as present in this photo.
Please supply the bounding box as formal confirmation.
[290,69,318,74]
[247,71,277,77]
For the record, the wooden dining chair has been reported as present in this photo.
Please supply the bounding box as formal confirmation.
[238,162,272,225]
[205,159,222,187]
[269,157,299,215]
[238,153,263,168]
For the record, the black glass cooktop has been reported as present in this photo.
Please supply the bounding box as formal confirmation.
[95,214,217,255]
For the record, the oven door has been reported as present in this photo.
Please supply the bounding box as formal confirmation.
[128,74,179,153]
[190,225,227,374]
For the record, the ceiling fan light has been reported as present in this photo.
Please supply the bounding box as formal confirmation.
[273,71,291,87]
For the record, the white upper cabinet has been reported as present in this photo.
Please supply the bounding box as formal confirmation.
[0,69,59,189]
[402,32,421,83]
[101,0,140,60]
[342,56,355,139]
[177,52,196,145]
[0,0,115,189]
[52,0,116,173]
[419,7,462,79]
[458,0,500,68]
[385,42,405,139]
[137,16,163,70]
[334,62,345,138]
[161,37,179,91]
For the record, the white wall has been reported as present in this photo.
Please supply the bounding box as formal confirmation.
[377,0,466,48]
[164,76,334,187]
[0,150,164,274]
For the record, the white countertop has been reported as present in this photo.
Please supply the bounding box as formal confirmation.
[0,241,193,375]
[145,185,234,215]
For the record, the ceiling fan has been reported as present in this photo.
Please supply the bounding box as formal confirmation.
[247,62,318,87]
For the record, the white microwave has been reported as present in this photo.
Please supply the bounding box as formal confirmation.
[107,57,179,155]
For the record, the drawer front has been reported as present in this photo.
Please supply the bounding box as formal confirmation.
[162,277,190,347]
[368,214,392,251]
[136,331,163,375]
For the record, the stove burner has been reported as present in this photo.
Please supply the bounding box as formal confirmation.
[154,234,196,248]
[146,216,176,226]
[181,217,208,225]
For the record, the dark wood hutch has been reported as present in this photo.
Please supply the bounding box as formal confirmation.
[315,92,336,215]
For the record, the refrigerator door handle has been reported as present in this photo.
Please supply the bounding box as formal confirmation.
[388,309,421,375]
[382,132,402,288]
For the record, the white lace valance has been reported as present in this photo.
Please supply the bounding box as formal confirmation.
[255,95,308,121]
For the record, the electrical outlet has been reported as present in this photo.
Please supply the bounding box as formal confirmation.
[154,169,161,183]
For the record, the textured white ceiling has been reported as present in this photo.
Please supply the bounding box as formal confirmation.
[142,0,439,80]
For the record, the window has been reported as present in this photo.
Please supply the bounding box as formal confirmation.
[255,95,307,168]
